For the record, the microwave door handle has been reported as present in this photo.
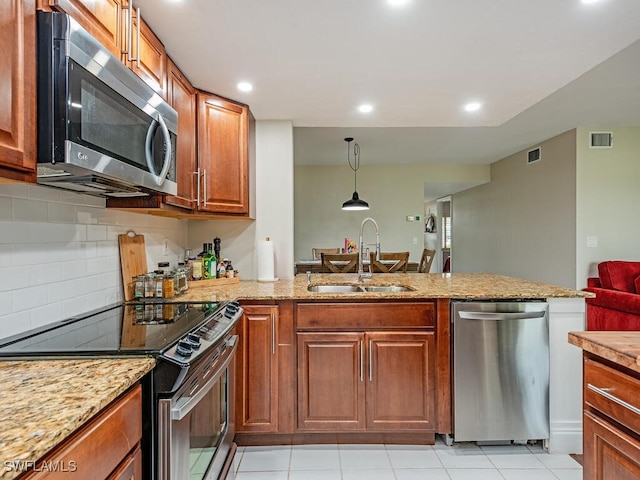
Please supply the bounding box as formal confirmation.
[144,114,172,186]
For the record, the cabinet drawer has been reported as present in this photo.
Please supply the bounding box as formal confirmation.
[296,302,434,330]
[23,384,142,479]
[585,357,640,436]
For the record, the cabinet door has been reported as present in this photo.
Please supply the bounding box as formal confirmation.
[297,332,365,431]
[584,410,640,480]
[236,305,279,432]
[366,332,435,431]
[107,445,142,480]
[0,0,37,183]
[197,92,249,215]
[128,13,166,97]
[164,58,196,210]
[47,0,125,57]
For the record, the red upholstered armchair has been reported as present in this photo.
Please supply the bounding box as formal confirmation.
[584,261,640,330]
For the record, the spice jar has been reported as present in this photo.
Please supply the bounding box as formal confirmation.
[163,273,175,298]
[133,275,145,298]
[144,273,156,298]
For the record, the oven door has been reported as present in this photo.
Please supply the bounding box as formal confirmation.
[158,336,237,480]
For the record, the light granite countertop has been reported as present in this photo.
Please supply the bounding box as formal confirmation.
[569,331,640,375]
[0,357,155,480]
[181,273,591,303]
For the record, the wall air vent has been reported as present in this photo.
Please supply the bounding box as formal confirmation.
[527,147,541,164]
[590,131,613,149]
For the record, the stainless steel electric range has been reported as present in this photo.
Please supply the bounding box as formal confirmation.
[0,300,243,480]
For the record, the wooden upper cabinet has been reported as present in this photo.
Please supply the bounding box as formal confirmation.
[197,92,250,215]
[45,0,125,57]
[127,12,166,98]
[164,59,196,210]
[0,0,37,183]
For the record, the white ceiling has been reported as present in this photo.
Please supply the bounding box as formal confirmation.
[136,0,640,172]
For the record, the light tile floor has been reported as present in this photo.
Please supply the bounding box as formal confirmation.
[230,440,582,480]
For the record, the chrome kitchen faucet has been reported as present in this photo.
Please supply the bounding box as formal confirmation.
[358,217,380,281]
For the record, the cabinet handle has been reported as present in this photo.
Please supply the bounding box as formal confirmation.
[126,3,133,61]
[271,312,275,355]
[194,168,201,206]
[369,339,373,382]
[202,169,207,207]
[135,7,141,68]
[360,341,364,382]
[588,383,640,416]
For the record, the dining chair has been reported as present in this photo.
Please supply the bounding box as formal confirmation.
[369,252,410,273]
[418,248,436,273]
[312,247,342,260]
[320,253,359,273]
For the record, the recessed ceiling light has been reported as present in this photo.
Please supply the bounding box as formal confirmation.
[463,102,482,112]
[237,82,253,92]
[581,0,600,4]
[358,104,374,113]
[388,0,410,6]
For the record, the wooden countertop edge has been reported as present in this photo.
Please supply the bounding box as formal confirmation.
[569,331,640,374]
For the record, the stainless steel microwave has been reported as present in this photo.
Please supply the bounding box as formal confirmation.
[36,12,178,197]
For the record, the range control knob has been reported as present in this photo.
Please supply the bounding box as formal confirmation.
[176,340,193,358]
[186,333,201,349]
[224,304,238,318]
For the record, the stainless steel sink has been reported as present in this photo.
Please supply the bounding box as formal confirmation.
[307,285,365,293]
[307,284,415,293]
[360,285,415,292]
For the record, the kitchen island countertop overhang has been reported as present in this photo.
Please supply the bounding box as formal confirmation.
[178,273,592,303]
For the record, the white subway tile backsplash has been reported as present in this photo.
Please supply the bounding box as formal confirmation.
[0,220,31,244]
[48,202,77,223]
[87,224,108,242]
[0,184,187,338]
[12,285,49,313]
[0,292,12,316]
[0,196,12,219]
[13,198,49,222]
[0,266,31,292]
[48,279,80,303]
[30,302,64,329]
[27,185,64,202]
[0,312,32,341]
[0,245,11,267]
[0,184,29,200]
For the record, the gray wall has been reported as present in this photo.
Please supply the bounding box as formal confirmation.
[576,127,640,287]
[452,130,577,288]
[294,164,490,263]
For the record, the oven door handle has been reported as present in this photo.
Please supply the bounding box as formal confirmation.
[171,335,238,421]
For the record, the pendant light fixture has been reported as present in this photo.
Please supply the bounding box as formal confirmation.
[341,137,370,211]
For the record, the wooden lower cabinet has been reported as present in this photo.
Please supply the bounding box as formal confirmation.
[297,332,365,430]
[297,330,435,433]
[21,384,142,480]
[236,304,283,433]
[584,410,640,480]
[367,332,435,431]
[583,355,640,480]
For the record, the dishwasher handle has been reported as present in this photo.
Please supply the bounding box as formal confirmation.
[458,310,546,321]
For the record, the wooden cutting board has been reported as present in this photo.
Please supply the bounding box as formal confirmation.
[118,233,148,301]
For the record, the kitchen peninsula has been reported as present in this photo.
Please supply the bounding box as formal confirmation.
[183,272,589,454]
[0,273,588,478]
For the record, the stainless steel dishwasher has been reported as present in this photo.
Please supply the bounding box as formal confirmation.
[452,300,549,443]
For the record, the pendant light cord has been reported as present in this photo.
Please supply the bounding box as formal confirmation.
[347,140,360,191]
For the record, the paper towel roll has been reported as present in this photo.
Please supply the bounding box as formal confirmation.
[257,239,277,282]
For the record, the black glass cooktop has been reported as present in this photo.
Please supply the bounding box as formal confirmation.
[0,301,225,358]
